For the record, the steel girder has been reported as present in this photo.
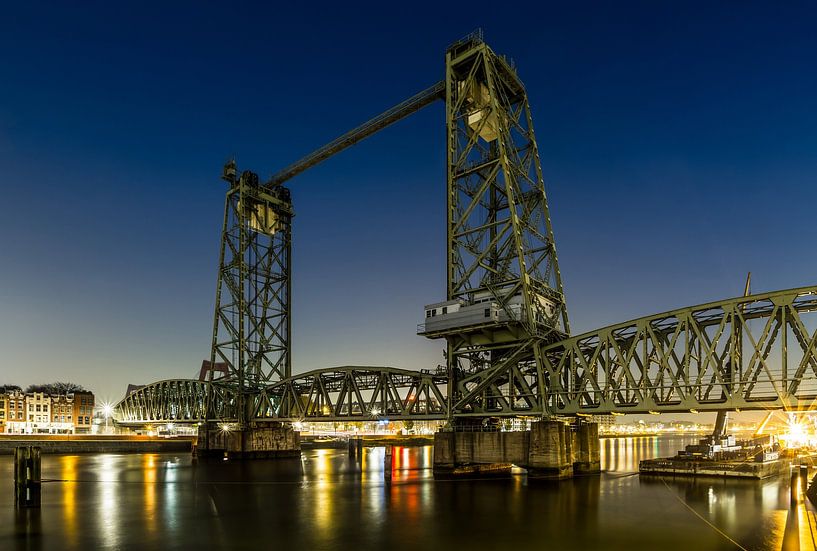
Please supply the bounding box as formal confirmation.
[112,380,237,425]
[254,366,449,421]
[543,286,817,414]
[113,367,448,425]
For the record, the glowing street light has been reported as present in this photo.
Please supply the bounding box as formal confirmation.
[99,401,114,434]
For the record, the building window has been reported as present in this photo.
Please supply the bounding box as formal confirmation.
[442,306,448,315]
[426,310,431,318]
[484,308,491,317]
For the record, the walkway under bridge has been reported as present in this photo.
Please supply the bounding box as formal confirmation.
[114,286,817,425]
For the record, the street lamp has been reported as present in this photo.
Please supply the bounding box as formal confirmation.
[100,402,114,434]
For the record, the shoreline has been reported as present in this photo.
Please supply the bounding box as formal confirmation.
[0,435,194,454]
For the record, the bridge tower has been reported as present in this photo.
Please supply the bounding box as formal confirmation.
[199,161,299,457]
[420,31,569,420]
[211,160,293,408]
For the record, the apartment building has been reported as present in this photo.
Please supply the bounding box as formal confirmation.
[51,394,75,433]
[73,391,95,433]
[1,389,96,434]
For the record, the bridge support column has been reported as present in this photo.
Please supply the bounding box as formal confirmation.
[572,421,601,475]
[431,420,600,480]
[432,430,524,478]
[527,420,573,480]
[198,422,300,459]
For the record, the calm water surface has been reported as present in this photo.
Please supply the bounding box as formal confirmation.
[1,436,813,550]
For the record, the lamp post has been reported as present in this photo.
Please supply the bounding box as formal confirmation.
[101,402,113,434]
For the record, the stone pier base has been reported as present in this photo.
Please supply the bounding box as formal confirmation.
[433,430,527,478]
[198,422,300,459]
[433,421,600,480]
[571,422,601,475]
[528,420,573,479]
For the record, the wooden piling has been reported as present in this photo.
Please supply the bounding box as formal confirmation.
[14,446,42,508]
[384,445,393,483]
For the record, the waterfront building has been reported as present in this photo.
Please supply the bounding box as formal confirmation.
[50,394,75,434]
[0,388,96,434]
[6,389,26,430]
[25,392,52,433]
[73,391,95,433]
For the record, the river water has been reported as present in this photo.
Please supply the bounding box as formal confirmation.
[0,436,813,550]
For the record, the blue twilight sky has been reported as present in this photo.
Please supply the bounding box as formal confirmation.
[1,2,816,406]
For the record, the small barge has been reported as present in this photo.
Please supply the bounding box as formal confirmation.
[639,434,800,479]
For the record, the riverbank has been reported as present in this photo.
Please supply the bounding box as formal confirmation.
[0,435,194,454]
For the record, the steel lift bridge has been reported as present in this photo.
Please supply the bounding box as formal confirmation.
[114,31,817,433]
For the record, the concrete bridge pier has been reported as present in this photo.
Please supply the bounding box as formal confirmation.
[571,421,601,475]
[433,420,600,480]
[527,420,573,479]
[197,421,300,459]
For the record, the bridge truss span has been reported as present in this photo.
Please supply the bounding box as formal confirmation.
[114,367,449,425]
[255,366,449,421]
[543,286,817,415]
[114,379,219,425]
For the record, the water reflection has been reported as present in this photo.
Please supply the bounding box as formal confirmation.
[309,449,335,540]
[59,455,78,547]
[0,440,806,550]
[143,454,156,537]
[97,455,120,548]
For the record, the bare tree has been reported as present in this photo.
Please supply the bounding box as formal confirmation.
[24,382,86,395]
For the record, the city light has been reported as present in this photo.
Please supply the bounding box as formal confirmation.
[780,413,813,449]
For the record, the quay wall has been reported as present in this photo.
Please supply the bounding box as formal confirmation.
[0,435,194,454]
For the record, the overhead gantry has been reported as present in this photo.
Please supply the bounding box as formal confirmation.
[113,30,817,436]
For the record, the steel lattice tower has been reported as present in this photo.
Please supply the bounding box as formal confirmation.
[421,32,569,419]
[209,161,293,424]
